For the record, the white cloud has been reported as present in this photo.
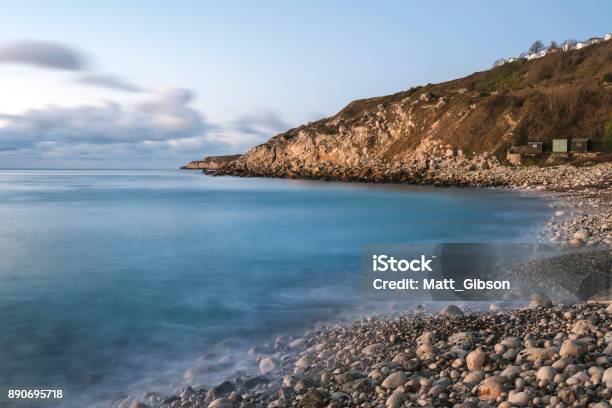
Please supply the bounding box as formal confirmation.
[0,40,294,167]
[0,88,291,167]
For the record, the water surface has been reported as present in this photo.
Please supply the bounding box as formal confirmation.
[0,170,551,406]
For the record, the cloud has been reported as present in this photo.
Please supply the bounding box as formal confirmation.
[0,39,298,167]
[0,89,296,168]
[0,88,211,153]
[0,40,85,70]
[77,74,145,92]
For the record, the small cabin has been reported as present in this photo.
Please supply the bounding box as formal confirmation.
[526,141,543,153]
[552,139,569,153]
[571,138,591,152]
[511,142,543,155]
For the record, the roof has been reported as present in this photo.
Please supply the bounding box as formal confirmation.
[527,141,543,144]
[572,138,591,142]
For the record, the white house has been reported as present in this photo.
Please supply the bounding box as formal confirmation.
[537,49,548,57]
[588,36,604,45]
[605,33,612,41]
[562,42,575,51]
[576,41,589,49]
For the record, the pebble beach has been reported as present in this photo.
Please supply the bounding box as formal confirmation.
[125,301,611,408]
[120,162,611,408]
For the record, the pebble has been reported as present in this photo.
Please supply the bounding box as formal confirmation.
[559,339,586,358]
[258,357,278,374]
[439,304,464,316]
[508,390,530,406]
[382,372,408,389]
[466,348,487,371]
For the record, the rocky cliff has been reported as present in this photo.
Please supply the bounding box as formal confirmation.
[181,155,242,170]
[210,40,612,183]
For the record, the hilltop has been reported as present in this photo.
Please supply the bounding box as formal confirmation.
[196,38,612,182]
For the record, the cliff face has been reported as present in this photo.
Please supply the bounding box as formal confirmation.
[217,40,611,182]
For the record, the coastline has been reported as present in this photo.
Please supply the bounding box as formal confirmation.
[211,161,611,247]
[122,166,610,408]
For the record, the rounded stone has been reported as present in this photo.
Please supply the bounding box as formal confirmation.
[382,372,408,389]
[477,375,505,401]
[259,356,278,374]
[536,366,557,382]
[559,339,585,358]
[466,348,487,371]
[508,391,530,406]
[440,305,464,316]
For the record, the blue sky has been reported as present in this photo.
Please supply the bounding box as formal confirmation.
[0,1,610,168]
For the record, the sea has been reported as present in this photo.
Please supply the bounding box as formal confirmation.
[0,169,552,406]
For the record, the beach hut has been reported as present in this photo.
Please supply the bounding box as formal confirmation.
[510,142,543,155]
[526,141,543,154]
[571,138,591,152]
[553,139,569,153]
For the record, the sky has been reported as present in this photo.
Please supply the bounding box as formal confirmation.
[0,1,610,168]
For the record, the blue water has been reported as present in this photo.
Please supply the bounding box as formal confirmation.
[0,170,551,406]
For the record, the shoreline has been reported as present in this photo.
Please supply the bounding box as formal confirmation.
[119,165,610,408]
[123,301,611,408]
[211,161,611,246]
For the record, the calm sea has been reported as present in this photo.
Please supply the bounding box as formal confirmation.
[0,170,551,406]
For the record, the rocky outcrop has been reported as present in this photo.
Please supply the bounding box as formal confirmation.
[211,40,611,182]
[181,155,242,170]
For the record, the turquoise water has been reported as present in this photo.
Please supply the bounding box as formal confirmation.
[0,170,551,406]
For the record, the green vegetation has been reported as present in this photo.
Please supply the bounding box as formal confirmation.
[470,62,526,93]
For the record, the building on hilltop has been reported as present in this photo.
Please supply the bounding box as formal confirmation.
[494,32,609,69]
[576,41,589,49]
[562,42,575,51]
